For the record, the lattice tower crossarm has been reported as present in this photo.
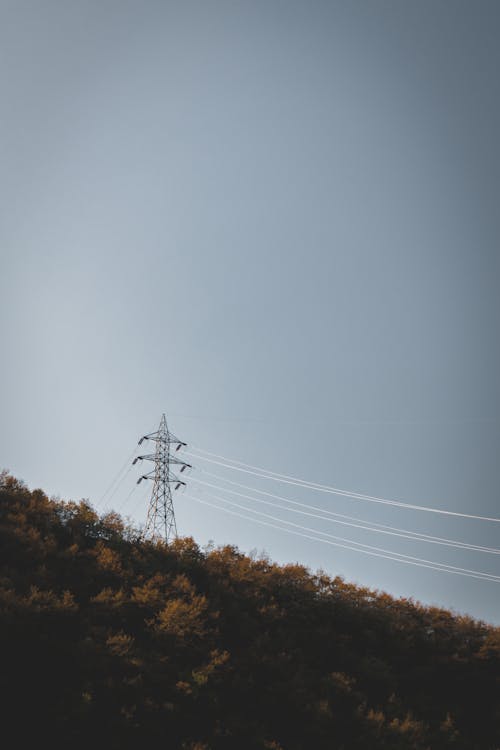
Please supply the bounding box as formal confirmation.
[134,414,190,543]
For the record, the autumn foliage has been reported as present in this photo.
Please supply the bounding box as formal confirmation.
[0,472,498,748]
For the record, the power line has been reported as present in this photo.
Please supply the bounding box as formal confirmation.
[197,469,500,553]
[113,484,138,513]
[94,438,499,584]
[96,445,140,508]
[187,447,500,523]
[189,473,500,556]
[195,490,500,581]
[186,493,500,584]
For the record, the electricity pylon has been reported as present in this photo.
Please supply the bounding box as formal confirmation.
[133,414,190,543]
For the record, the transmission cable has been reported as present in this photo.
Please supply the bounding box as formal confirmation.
[185,494,500,584]
[195,469,500,553]
[96,445,139,508]
[189,473,500,556]
[186,447,500,523]
[186,491,500,583]
[111,483,149,515]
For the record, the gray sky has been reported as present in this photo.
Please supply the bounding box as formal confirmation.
[1,0,499,623]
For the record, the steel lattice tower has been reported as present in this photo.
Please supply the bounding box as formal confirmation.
[133,414,190,543]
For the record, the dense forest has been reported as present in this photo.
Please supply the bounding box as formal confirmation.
[0,471,499,749]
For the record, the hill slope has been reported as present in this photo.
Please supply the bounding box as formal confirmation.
[0,472,499,749]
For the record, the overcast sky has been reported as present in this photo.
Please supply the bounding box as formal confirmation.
[1,0,499,623]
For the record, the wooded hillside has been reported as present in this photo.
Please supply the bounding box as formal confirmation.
[0,472,498,749]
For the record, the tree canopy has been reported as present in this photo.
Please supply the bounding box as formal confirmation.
[0,471,498,749]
